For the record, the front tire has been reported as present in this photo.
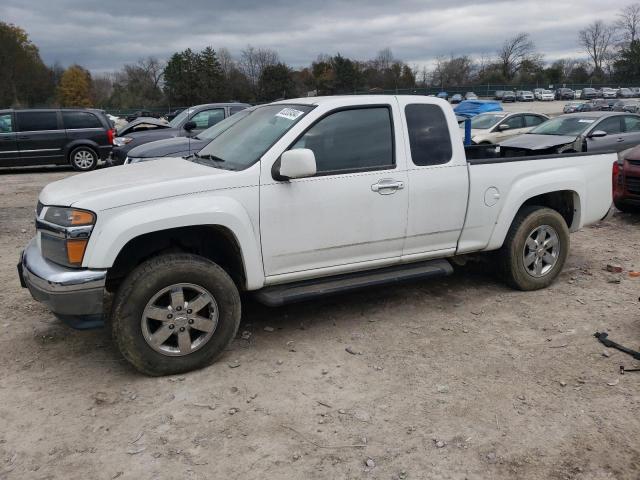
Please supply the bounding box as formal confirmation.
[69,146,98,171]
[111,254,241,376]
[497,206,570,291]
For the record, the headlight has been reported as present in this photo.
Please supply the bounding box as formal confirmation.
[39,207,96,267]
[44,206,95,227]
[113,137,133,147]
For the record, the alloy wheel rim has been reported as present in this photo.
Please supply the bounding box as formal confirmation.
[74,150,94,169]
[522,225,560,278]
[141,283,219,356]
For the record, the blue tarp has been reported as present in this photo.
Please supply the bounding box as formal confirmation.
[454,100,502,119]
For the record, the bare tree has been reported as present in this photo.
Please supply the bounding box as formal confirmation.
[217,47,235,79]
[616,3,640,44]
[240,45,279,94]
[578,21,615,75]
[498,33,537,80]
[138,57,164,89]
[374,48,394,71]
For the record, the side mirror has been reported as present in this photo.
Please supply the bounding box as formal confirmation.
[183,121,197,132]
[497,124,510,131]
[278,149,317,180]
[589,130,607,138]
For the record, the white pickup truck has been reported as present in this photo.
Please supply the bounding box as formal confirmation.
[18,95,615,375]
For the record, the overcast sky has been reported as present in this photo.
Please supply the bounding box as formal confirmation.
[1,0,630,73]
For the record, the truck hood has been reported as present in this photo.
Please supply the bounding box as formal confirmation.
[127,136,209,158]
[39,158,240,210]
[499,134,577,151]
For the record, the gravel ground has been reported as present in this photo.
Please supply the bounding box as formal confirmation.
[1,168,639,480]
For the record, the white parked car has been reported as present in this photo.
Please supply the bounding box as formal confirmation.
[539,90,555,101]
[19,95,615,375]
[462,111,549,144]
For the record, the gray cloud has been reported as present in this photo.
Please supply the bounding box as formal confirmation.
[0,0,627,73]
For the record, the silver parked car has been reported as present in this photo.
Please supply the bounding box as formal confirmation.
[500,112,640,155]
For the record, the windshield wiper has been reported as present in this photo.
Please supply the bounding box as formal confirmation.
[195,153,225,162]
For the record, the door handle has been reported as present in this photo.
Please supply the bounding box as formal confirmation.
[18,136,30,140]
[371,179,404,195]
[616,138,624,142]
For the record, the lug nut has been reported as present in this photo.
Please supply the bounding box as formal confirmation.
[167,314,173,319]
[188,319,194,324]
[179,327,186,332]
[176,306,182,311]
[187,309,192,314]
[168,324,175,329]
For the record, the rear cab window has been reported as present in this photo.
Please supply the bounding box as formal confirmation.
[404,104,452,166]
[16,111,59,132]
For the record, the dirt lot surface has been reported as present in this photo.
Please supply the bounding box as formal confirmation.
[1,167,639,480]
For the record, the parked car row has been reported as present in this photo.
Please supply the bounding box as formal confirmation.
[444,92,479,104]
[563,98,640,113]
[0,103,251,171]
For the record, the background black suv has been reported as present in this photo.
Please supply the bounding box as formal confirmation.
[0,108,114,171]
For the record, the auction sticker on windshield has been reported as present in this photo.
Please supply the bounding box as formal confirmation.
[578,119,595,123]
[276,108,305,121]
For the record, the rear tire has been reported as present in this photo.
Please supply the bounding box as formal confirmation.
[614,201,639,213]
[111,254,241,376]
[497,206,570,291]
[70,146,98,171]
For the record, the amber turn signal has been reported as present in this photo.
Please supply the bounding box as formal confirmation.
[70,209,95,226]
[66,239,88,265]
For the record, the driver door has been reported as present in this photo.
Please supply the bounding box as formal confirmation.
[259,103,409,279]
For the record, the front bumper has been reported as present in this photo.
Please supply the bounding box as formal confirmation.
[19,238,107,329]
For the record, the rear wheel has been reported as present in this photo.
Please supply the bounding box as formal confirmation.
[497,206,570,290]
[111,254,241,376]
[614,200,640,213]
[69,146,98,171]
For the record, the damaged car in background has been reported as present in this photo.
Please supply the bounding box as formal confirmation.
[500,112,640,156]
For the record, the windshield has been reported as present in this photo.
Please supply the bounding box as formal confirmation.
[529,116,594,136]
[168,108,192,128]
[193,104,314,170]
[470,113,507,130]
[196,108,252,140]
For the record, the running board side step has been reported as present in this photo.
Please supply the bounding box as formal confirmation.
[254,259,453,307]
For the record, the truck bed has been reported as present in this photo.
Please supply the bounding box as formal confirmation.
[457,148,615,254]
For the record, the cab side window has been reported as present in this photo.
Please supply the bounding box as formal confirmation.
[0,113,12,133]
[292,107,394,174]
[16,111,58,132]
[62,111,102,129]
[504,115,524,129]
[525,115,545,127]
[191,109,225,129]
[623,115,640,132]
[596,116,623,134]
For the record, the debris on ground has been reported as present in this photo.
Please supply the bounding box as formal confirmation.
[606,264,623,273]
[345,346,362,355]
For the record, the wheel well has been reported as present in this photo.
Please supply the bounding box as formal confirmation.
[67,143,98,161]
[105,225,246,293]
[520,191,578,229]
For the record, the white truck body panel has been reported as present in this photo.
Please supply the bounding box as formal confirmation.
[34,95,615,292]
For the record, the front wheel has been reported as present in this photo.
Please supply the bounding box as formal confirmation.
[69,146,98,171]
[111,254,241,376]
[497,206,570,291]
